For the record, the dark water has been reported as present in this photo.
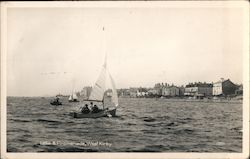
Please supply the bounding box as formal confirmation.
[7,97,242,152]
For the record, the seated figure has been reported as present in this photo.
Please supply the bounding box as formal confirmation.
[81,104,90,114]
[92,105,101,113]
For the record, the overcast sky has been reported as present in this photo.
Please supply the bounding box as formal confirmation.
[7,6,245,96]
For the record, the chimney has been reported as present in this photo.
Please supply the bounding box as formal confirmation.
[220,78,224,82]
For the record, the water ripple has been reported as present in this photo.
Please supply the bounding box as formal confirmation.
[7,97,242,152]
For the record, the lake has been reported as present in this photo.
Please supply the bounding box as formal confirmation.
[7,97,242,152]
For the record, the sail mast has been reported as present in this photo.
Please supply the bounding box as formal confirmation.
[87,26,119,110]
[102,55,107,110]
[87,27,107,106]
[102,26,107,109]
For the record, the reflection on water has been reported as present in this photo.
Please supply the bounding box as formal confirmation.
[7,97,242,152]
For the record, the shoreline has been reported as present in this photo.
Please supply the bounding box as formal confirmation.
[6,96,243,104]
[119,96,243,104]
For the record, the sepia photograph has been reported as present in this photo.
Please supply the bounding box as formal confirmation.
[1,1,249,159]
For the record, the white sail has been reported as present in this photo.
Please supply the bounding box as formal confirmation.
[72,93,78,99]
[87,27,118,107]
[109,73,118,107]
[69,95,72,100]
[87,60,118,108]
[88,66,107,102]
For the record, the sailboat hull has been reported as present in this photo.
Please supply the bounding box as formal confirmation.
[50,101,62,105]
[68,99,79,102]
[108,108,116,117]
[70,108,116,118]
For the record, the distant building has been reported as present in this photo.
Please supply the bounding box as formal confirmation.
[80,86,92,98]
[117,89,130,97]
[154,83,164,96]
[76,92,81,97]
[147,89,158,96]
[235,84,243,95]
[179,86,185,96]
[184,87,198,96]
[129,87,138,98]
[213,79,238,96]
[162,86,180,97]
[185,82,213,97]
[136,87,148,97]
[137,91,148,97]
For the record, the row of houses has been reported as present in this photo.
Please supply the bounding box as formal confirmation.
[78,78,242,99]
[118,78,242,98]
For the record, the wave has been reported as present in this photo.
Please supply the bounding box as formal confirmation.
[126,145,164,152]
[8,129,30,133]
[7,146,18,152]
[174,128,195,135]
[38,145,99,152]
[126,122,137,126]
[143,118,156,122]
[166,122,178,127]
[36,119,62,125]
[10,118,31,123]
[17,138,30,143]
[7,97,243,152]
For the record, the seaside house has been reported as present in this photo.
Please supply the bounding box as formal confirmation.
[148,88,157,95]
[185,82,213,97]
[136,87,148,97]
[235,84,243,95]
[117,89,130,97]
[212,78,238,96]
[179,86,185,96]
[129,87,138,98]
[162,85,180,97]
[154,83,164,96]
[76,92,81,97]
[136,91,148,97]
[147,89,158,96]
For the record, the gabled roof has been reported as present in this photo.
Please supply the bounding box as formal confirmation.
[214,79,231,84]
[163,85,179,89]
[186,83,213,88]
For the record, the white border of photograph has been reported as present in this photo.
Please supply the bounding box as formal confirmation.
[1,1,249,159]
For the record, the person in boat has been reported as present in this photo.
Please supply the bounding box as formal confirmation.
[90,102,94,108]
[54,96,60,103]
[88,102,94,111]
[81,104,90,114]
[92,105,101,113]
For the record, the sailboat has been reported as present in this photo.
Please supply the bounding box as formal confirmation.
[50,96,62,105]
[70,26,118,118]
[70,58,118,118]
[68,91,79,102]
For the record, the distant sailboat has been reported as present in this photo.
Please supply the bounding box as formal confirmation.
[50,96,62,105]
[68,91,79,102]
